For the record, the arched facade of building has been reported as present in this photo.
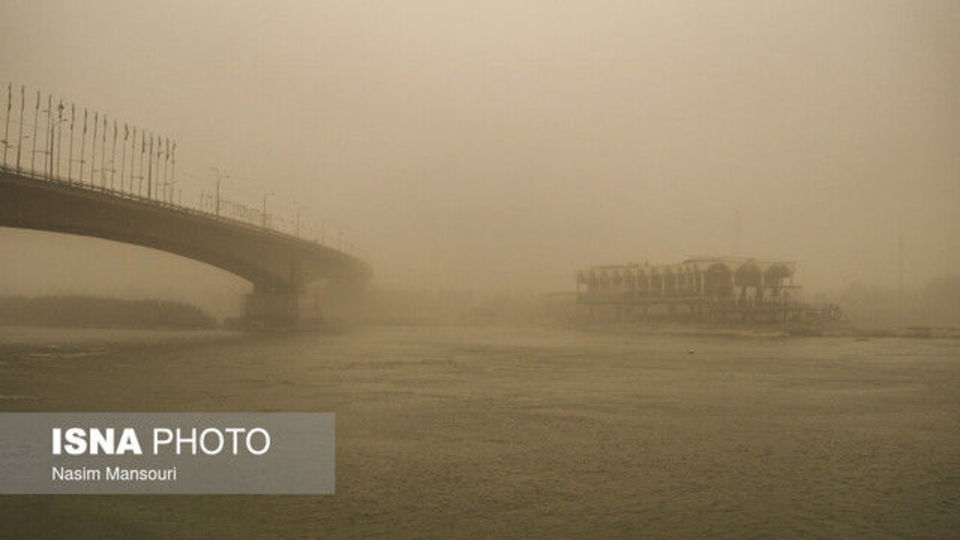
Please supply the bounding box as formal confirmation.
[576,257,797,306]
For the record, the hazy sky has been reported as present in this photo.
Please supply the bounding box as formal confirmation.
[1,0,957,308]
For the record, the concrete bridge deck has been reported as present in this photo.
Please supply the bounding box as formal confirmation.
[0,168,372,327]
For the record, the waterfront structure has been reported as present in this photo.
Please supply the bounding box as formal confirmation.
[576,257,838,324]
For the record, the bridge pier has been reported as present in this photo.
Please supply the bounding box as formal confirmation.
[244,285,325,330]
[244,289,300,329]
[243,285,328,330]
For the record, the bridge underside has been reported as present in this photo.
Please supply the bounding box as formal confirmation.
[1,171,371,328]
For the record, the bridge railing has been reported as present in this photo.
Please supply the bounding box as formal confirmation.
[0,83,356,255]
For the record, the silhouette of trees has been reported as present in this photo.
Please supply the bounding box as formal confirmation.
[0,295,216,329]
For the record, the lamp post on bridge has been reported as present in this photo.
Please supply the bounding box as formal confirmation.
[2,83,10,168]
[15,85,24,173]
[160,178,176,204]
[47,103,68,181]
[54,100,63,180]
[296,205,308,237]
[212,167,229,217]
[262,191,275,228]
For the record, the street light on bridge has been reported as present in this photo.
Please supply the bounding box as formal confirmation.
[296,205,309,237]
[160,177,176,204]
[212,167,229,217]
[262,191,275,228]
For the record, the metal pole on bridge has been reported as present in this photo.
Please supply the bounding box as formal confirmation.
[160,138,167,202]
[120,124,128,193]
[165,138,172,203]
[15,86,24,173]
[132,127,140,194]
[79,109,87,184]
[157,138,164,202]
[2,83,10,168]
[212,167,229,216]
[147,132,154,199]
[168,140,174,204]
[47,98,54,178]
[45,95,52,178]
[137,129,144,196]
[29,90,39,174]
[67,104,74,182]
[100,115,107,188]
[262,192,275,228]
[110,121,117,190]
[51,99,60,179]
[161,138,167,202]
[55,100,63,180]
[91,111,98,185]
[155,135,162,201]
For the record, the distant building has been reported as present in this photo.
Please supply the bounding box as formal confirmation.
[576,257,839,325]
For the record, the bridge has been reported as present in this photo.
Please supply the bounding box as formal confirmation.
[0,84,371,328]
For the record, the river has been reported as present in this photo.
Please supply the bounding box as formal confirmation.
[0,325,958,538]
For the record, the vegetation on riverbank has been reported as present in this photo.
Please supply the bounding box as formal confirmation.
[0,295,216,329]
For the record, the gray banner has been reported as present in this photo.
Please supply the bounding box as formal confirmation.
[0,413,334,494]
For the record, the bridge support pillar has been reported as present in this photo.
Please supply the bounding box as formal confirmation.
[243,285,328,330]
[244,289,302,330]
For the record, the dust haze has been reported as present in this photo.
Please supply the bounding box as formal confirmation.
[1,0,958,317]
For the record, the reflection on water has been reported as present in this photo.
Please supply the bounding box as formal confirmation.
[0,325,958,538]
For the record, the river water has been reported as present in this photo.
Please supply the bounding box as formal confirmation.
[0,325,958,538]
